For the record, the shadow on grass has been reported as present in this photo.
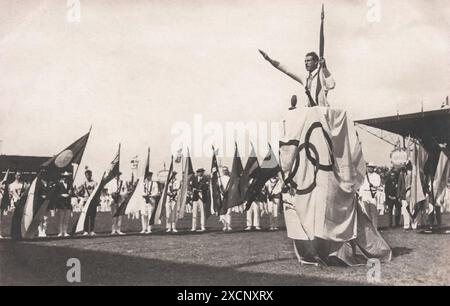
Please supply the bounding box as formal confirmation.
[391,247,413,258]
[0,240,367,286]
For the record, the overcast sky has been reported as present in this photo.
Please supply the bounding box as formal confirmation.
[0,0,449,182]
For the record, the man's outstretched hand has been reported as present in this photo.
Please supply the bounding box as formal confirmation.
[258,49,279,67]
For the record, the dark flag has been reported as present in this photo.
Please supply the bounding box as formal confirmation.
[10,184,31,240]
[177,148,194,219]
[114,179,140,217]
[103,144,121,184]
[41,130,91,176]
[210,146,223,215]
[16,130,91,239]
[144,147,151,179]
[239,143,260,202]
[152,156,174,225]
[0,169,10,213]
[245,144,280,211]
[222,143,244,213]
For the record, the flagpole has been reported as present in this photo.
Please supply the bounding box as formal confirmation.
[213,146,225,191]
[72,125,93,186]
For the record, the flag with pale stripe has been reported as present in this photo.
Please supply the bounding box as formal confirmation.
[177,148,194,219]
[221,143,244,213]
[153,156,174,225]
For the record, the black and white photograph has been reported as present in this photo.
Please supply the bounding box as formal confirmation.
[0,0,449,290]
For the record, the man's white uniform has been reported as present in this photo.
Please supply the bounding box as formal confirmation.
[266,177,282,230]
[219,174,232,231]
[166,178,179,232]
[140,177,159,233]
[9,179,25,207]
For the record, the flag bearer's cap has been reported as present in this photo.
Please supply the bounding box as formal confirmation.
[196,168,205,173]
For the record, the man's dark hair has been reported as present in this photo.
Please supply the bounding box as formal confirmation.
[305,52,319,62]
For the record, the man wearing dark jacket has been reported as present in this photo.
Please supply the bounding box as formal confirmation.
[385,171,401,227]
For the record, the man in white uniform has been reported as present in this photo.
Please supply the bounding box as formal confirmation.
[78,169,98,236]
[219,166,232,231]
[259,50,335,107]
[140,172,159,234]
[9,171,25,207]
[266,176,282,231]
[108,173,127,235]
[166,172,179,233]
[359,162,381,229]
[189,168,208,232]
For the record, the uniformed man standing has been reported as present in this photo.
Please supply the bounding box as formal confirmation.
[385,171,401,228]
[55,171,73,237]
[166,172,179,233]
[245,191,263,231]
[78,169,98,236]
[259,50,335,107]
[9,171,25,207]
[266,176,282,231]
[219,166,232,232]
[189,168,208,232]
[108,172,127,235]
[140,171,159,234]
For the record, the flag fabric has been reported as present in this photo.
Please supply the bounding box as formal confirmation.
[153,156,174,225]
[221,143,244,213]
[104,144,121,184]
[244,145,280,211]
[279,106,391,266]
[10,184,31,240]
[114,179,140,217]
[177,148,194,219]
[21,176,40,238]
[15,130,91,239]
[210,146,224,215]
[73,145,120,234]
[406,142,428,216]
[1,169,10,212]
[239,144,259,204]
[144,147,151,178]
[73,176,103,234]
[433,149,450,212]
[41,131,91,174]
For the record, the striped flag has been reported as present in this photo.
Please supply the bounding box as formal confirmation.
[153,156,174,225]
[17,130,91,239]
[239,143,259,202]
[244,144,280,211]
[114,179,140,217]
[210,146,223,215]
[222,143,244,213]
[1,169,10,213]
[433,148,450,212]
[73,144,121,234]
[177,148,194,219]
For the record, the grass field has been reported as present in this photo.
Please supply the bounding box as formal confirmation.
[1,211,450,286]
